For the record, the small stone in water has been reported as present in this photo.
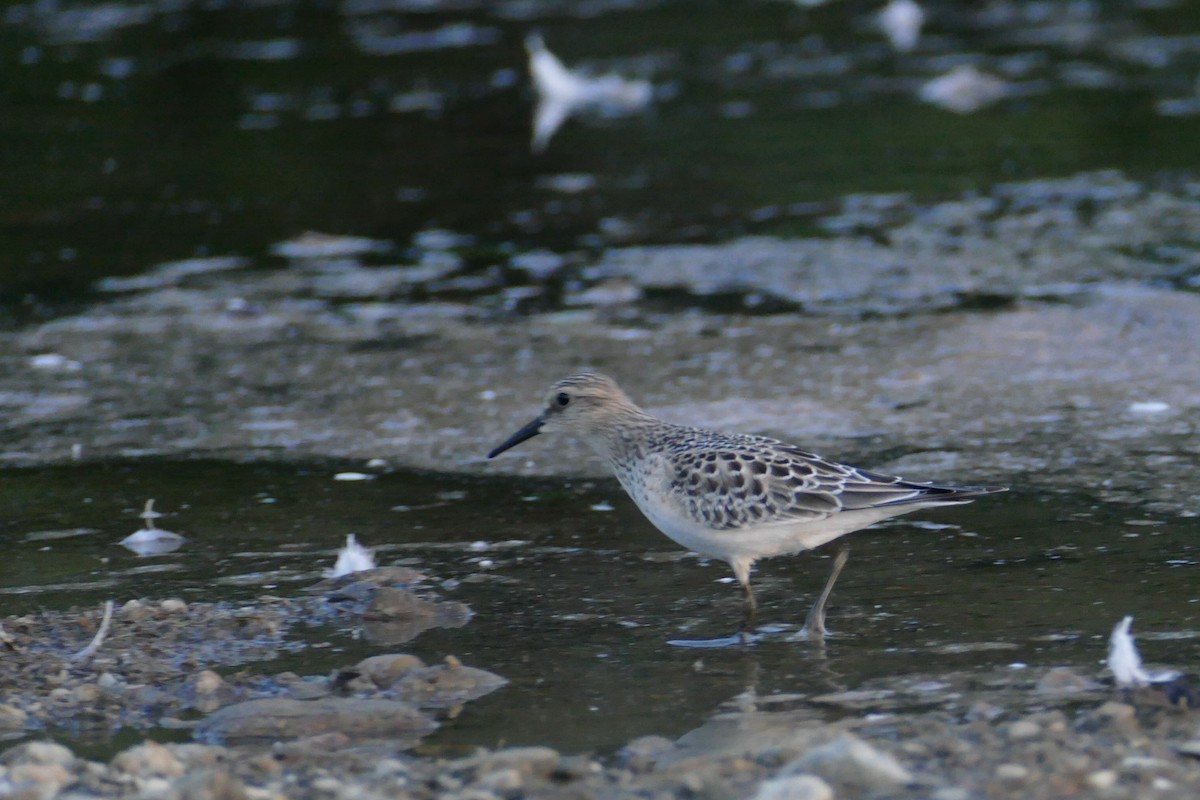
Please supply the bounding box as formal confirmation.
[334,472,374,481]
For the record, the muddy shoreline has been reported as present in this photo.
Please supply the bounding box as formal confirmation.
[4,596,1200,800]
[4,173,1200,515]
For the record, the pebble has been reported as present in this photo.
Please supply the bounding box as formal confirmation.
[459,746,561,779]
[393,662,508,709]
[110,741,184,778]
[173,768,248,800]
[1006,719,1041,740]
[0,703,28,730]
[160,599,188,613]
[931,789,970,800]
[783,734,913,789]
[1035,667,1102,695]
[1,741,75,767]
[1086,769,1118,790]
[192,670,224,695]
[751,774,834,800]
[72,683,100,703]
[994,763,1029,782]
[620,735,675,771]
[354,653,426,688]
[7,762,72,798]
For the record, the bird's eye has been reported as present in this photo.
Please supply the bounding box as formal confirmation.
[555,392,570,407]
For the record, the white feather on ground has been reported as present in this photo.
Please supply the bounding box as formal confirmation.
[1107,615,1180,688]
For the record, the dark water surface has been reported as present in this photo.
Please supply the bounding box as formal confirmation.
[3,460,1198,753]
[4,1,1200,314]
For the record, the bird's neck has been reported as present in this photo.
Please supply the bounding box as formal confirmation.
[591,407,661,465]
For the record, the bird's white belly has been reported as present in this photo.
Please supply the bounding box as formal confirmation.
[624,475,910,565]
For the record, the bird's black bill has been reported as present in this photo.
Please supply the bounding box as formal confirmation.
[487,416,544,458]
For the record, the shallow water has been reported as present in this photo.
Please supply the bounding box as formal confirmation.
[3,459,1198,754]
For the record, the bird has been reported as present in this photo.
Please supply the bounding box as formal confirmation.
[488,372,1006,641]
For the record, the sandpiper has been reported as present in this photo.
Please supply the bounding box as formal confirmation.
[488,372,1005,640]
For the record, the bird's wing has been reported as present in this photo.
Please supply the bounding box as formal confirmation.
[664,438,965,530]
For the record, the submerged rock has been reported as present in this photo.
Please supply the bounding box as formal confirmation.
[782,734,913,790]
[392,657,508,709]
[195,697,437,744]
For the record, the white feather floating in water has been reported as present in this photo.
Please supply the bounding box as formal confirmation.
[526,33,653,153]
[879,0,924,53]
[326,534,376,578]
[1107,616,1180,688]
[119,499,186,556]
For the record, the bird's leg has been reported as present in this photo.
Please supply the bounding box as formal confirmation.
[802,546,850,639]
[740,580,757,634]
[732,558,757,645]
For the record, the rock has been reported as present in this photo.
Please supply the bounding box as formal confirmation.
[476,767,523,792]
[932,789,970,800]
[1035,667,1102,695]
[6,763,72,800]
[0,704,29,731]
[192,670,224,695]
[111,740,185,778]
[160,598,188,613]
[664,712,827,765]
[783,734,913,790]
[1087,769,1118,790]
[619,735,675,771]
[354,654,426,688]
[363,587,439,621]
[1096,701,1139,735]
[1,741,75,767]
[995,763,1029,782]
[459,746,561,779]
[72,683,100,703]
[361,589,472,644]
[393,661,508,709]
[195,697,437,744]
[751,774,834,800]
[172,768,248,800]
[1006,719,1041,740]
[808,690,895,710]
